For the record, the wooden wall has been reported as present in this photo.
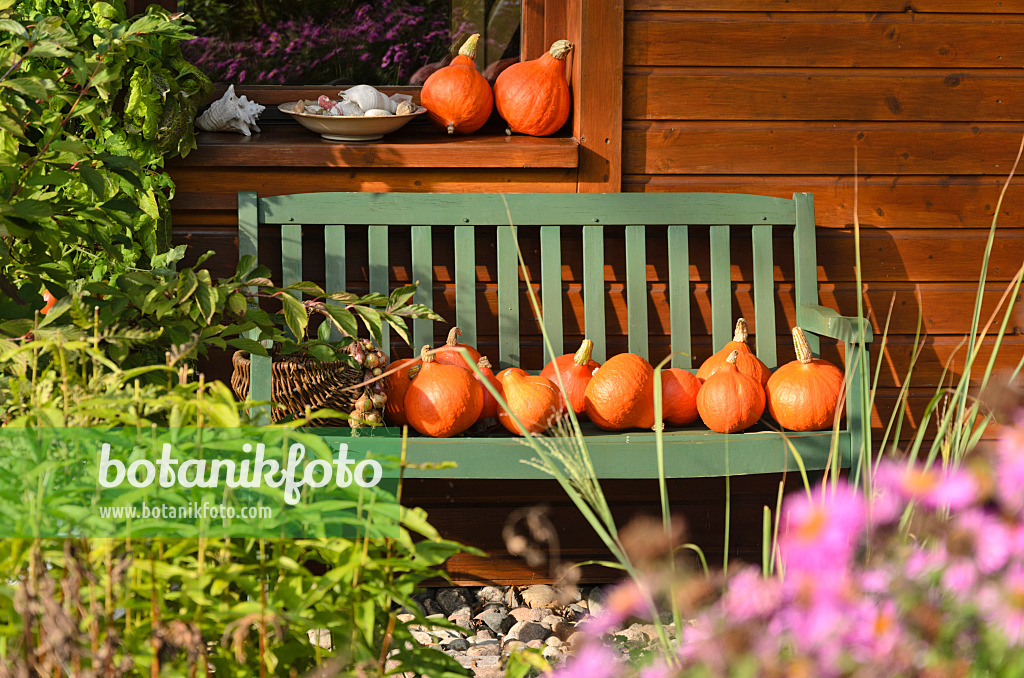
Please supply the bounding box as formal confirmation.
[621,0,1024,442]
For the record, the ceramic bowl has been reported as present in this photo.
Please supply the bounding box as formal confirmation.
[279,102,426,141]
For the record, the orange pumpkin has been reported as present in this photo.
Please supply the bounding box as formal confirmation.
[583,353,655,431]
[382,357,420,426]
[475,356,502,421]
[434,326,482,370]
[496,368,562,435]
[767,327,845,431]
[420,33,493,135]
[404,346,483,437]
[540,338,600,416]
[696,318,771,387]
[696,350,766,433]
[660,368,702,427]
[494,40,573,137]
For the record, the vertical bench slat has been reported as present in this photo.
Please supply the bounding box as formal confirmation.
[583,225,606,362]
[411,225,433,351]
[324,225,345,341]
[281,224,303,340]
[793,192,820,356]
[496,225,520,369]
[752,224,778,368]
[454,225,477,348]
[709,225,732,351]
[281,224,303,291]
[540,225,563,361]
[667,225,692,368]
[238,191,270,425]
[368,225,390,352]
[625,224,649,359]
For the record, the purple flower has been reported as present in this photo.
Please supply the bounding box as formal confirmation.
[874,460,978,511]
[722,566,782,622]
[579,579,651,635]
[549,642,619,678]
[779,481,866,578]
[996,420,1024,514]
[978,561,1024,646]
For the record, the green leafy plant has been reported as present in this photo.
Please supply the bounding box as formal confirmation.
[0,0,213,302]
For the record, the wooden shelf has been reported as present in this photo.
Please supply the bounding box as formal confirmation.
[173,120,579,169]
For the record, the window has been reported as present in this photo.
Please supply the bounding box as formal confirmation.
[176,0,521,86]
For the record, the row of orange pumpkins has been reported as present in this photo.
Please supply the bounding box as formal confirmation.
[381,320,845,438]
[420,34,573,137]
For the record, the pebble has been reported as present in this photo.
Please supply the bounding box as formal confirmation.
[521,584,560,609]
[393,583,666,674]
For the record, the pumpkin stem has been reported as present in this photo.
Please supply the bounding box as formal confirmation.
[733,318,749,344]
[446,327,463,347]
[792,327,813,364]
[726,349,740,365]
[478,356,492,370]
[574,338,594,366]
[446,123,455,135]
[548,40,574,60]
[420,345,434,363]
[458,33,480,59]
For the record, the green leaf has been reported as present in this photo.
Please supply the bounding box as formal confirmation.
[0,19,28,40]
[195,282,217,324]
[281,293,308,341]
[48,140,89,155]
[387,283,418,311]
[353,306,382,346]
[324,305,358,338]
[228,336,268,356]
[13,199,52,219]
[285,281,325,297]
[327,291,359,303]
[25,44,74,59]
[2,78,49,100]
[317,319,331,342]
[79,166,105,197]
[176,268,198,302]
[236,254,256,279]
[226,292,247,317]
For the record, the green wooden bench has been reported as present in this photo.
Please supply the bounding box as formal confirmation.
[237,191,872,480]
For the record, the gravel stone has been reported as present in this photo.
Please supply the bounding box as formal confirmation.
[507,620,549,644]
[475,608,516,635]
[467,642,500,657]
[442,637,471,652]
[477,586,506,604]
[521,584,560,609]
[436,588,473,615]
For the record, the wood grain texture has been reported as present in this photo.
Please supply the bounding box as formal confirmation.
[626,0,1024,10]
[622,123,1024,175]
[623,175,1024,231]
[170,124,579,168]
[522,0,546,60]
[625,69,1024,121]
[568,0,624,192]
[625,12,1024,68]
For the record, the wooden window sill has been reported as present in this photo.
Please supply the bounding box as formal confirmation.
[171,119,579,170]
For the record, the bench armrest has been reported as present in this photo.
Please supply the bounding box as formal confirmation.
[797,305,873,343]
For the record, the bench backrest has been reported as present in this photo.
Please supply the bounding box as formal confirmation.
[238,191,818,371]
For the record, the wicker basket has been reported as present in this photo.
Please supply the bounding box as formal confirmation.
[230,350,363,426]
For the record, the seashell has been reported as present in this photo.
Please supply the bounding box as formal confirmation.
[363,108,394,117]
[195,84,264,136]
[340,84,391,113]
[330,100,364,117]
[395,100,417,116]
[304,105,328,115]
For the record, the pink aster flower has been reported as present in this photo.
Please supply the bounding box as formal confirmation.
[996,421,1024,515]
[845,598,905,666]
[722,566,782,622]
[550,642,620,678]
[778,480,866,577]
[580,578,651,635]
[977,560,1024,646]
[874,460,978,511]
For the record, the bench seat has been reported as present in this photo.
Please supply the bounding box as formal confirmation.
[237,191,872,479]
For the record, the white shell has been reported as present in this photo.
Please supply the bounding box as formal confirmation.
[395,100,417,116]
[363,108,394,117]
[330,100,364,117]
[340,85,391,114]
[194,84,264,136]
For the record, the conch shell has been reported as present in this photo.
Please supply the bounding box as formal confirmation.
[195,84,264,136]
[340,84,392,113]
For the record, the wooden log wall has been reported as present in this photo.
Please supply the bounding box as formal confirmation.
[621,0,1024,444]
